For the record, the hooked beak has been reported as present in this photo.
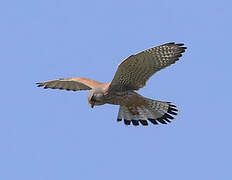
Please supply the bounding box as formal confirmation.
[90,96,95,108]
[91,103,95,108]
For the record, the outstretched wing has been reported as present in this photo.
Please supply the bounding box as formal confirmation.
[109,42,187,91]
[36,77,103,91]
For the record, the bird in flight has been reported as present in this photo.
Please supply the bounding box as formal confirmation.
[37,42,187,126]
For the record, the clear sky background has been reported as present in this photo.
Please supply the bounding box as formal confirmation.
[1,0,231,179]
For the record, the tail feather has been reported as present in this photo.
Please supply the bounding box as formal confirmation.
[117,99,178,126]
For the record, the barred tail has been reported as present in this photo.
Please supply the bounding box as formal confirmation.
[117,99,178,126]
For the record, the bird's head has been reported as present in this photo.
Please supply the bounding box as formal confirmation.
[87,89,105,108]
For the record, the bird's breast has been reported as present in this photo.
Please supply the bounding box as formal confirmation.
[104,91,140,106]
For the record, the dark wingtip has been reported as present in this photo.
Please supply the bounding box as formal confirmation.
[169,104,177,108]
[167,104,178,116]
[164,42,175,45]
[176,43,184,46]
[117,118,122,122]
[168,110,178,115]
[139,120,148,126]
[131,120,139,126]
[124,119,131,125]
[173,42,187,51]
[165,42,186,47]
[164,113,174,120]
[164,118,171,123]
[148,118,158,125]
[150,103,178,125]
[36,82,43,87]
[156,118,168,124]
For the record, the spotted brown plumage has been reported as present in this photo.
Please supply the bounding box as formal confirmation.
[109,42,186,91]
[37,42,187,126]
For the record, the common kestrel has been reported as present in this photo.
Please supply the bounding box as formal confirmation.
[37,42,187,126]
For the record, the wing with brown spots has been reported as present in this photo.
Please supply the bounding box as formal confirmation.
[36,77,104,91]
[109,42,186,91]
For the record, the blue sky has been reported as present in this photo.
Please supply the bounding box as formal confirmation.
[1,0,232,179]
